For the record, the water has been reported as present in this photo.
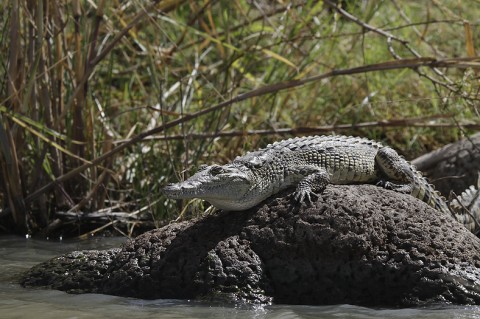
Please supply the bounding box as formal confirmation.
[1,235,480,319]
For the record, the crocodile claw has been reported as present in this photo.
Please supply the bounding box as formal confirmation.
[377,180,412,194]
[376,180,390,188]
[294,189,319,205]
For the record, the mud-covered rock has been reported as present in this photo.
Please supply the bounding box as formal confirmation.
[21,185,480,307]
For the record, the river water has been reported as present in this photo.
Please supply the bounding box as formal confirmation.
[1,235,480,319]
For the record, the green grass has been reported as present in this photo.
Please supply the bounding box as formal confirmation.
[0,0,478,237]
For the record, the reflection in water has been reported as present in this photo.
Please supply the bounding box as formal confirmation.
[1,235,479,319]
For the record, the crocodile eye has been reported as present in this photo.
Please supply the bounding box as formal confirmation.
[209,165,225,176]
[198,164,209,172]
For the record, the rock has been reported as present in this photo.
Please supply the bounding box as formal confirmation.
[21,185,480,307]
[21,248,120,294]
[412,133,480,196]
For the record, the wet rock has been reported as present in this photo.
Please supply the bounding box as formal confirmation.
[21,185,480,307]
[22,248,120,293]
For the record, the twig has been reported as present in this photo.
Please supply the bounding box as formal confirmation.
[113,117,479,142]
[324,0,457,91]
[449,191,480,235]
[63,0,187,123]
[323,0,407,44]
[387,37,454,91]
[67,169,109,213]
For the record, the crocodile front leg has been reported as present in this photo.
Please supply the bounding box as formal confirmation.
[289,166,330,203]
[374,146,415,193]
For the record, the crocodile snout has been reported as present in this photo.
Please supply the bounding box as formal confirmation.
[162,183,181,197]
[163,181,201,199]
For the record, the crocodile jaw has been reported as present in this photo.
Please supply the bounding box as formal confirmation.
[163,164,256,211]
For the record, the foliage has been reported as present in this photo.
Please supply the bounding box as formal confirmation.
[0,0,478,237]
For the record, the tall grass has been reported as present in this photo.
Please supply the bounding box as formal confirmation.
[0,0,478,237]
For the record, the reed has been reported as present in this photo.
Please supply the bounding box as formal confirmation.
[0,1,478,237]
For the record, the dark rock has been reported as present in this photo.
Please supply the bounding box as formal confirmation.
[21,185,480,307]
[412,133,480,196]
[21,248,120,293]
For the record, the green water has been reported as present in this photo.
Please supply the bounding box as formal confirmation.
[1,235,480,319]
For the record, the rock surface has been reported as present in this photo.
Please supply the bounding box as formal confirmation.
[21,185,480,307]
[412,133,480,196]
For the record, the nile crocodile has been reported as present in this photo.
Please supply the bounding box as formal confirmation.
[163,135,480,233]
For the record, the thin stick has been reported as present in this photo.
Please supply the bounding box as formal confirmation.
[114,122,480,142]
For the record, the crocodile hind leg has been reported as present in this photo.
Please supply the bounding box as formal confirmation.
[374,147,415,193]
[376,146,455,219]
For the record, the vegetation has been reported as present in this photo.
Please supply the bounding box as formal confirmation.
[0,0,478,238]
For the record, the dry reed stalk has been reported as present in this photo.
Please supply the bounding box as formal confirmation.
[464,21,477,77]
[0,117,26,229]
[2,0,26,230]
[72,0,86,164]
[464,22,476,57]
[49,1,67,208]
[85,0,106,209]
[34,0,52,224]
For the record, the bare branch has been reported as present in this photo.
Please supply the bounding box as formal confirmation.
[10,55,480,214]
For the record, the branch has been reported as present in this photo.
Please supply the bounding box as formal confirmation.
[5,56,480,216]
[113,116,479,142]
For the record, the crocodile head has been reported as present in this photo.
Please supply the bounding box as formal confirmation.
[163,163,257,211]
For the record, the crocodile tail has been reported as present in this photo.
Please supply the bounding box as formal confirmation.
[449,174,480,233]
[412,170,451,216]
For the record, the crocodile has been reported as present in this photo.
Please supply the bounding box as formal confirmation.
[450,175,480,232]
[163,135,480,233]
